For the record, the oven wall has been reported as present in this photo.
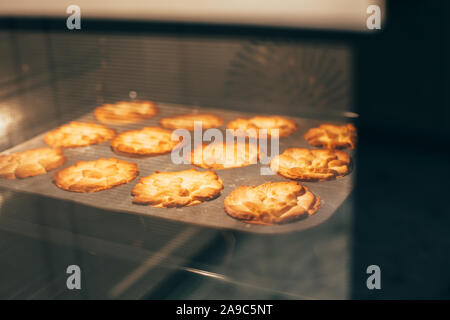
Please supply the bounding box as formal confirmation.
[0,28,353,151]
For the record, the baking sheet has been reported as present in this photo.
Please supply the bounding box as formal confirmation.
[0,102,354,234]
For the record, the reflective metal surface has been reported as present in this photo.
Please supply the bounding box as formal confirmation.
[0,27,354,299]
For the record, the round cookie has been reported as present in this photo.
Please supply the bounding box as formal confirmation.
[224,181,321,225]
[94,100,158,124]
[304,123,357,149]
[189,142,259,169]
[44,122,115,148]
[159,113,223,131]
[0,148,66,179]
[111,127,180,156]
[270,148,351,182]
[53,158,138,192]
[227,116,297,138]
[132,168,223,207]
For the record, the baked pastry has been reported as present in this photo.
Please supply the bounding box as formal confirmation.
[111,127,180,156]
[132,168,223,207]
[224,181,320,225]
[189,142,259,169]
[227,116,297,138]
[0,148,66,179]
[94,100,158,124]
[159,113,223,131]
[270,148,351,181]
[53,158,138,192]
[44,122,115,148]
[304,123,356,149]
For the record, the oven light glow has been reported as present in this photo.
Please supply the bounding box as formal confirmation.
[0,108,22,136]
[0,112,12,135]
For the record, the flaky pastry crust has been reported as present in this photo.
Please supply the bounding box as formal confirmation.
[224,181,321,225]
[189,142,259,169]
[0,148,66,179]
[304,123,357,149]
[270,148,351,181]
[227,116,297,138]
[159,113,223,131]
[94,100,158,124]
[111,127,180,156]
[53,158,138,192]
[44,122,115,148]
[132,168,223,207]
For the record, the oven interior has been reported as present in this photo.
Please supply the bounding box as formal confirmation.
[1,1,448,300]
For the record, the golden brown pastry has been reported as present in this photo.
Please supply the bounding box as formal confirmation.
[0,148,66,179]
[44,122,115,148]
[111,127,180,156]
[224,181,320,225]
[94,100,158,124]
[270,148,351,181]
[304,123,357,149]
[227,116,297,138]
[159,113,223,131]
[132,168,223,207]
[53,158,138,192]
[189,142,259,169]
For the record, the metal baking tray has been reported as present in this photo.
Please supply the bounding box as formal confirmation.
[0,102,354,234]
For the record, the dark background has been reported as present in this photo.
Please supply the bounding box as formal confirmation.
[353,0,450,298]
